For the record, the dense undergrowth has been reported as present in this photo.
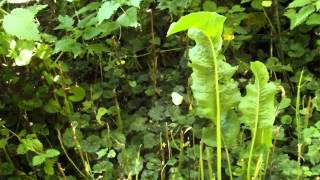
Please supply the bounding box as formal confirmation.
[1,0,320,179]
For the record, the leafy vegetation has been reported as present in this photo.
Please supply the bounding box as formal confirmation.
[1,0,320,179]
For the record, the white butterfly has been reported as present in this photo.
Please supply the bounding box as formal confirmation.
[171,92,183,106]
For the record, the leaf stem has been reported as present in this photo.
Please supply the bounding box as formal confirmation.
[208,37,222,180]
[200,141,204,180]
[296,70,304,171]
[56,128,86,178]
[247,73,261,180]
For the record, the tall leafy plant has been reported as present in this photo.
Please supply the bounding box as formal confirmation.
[167,12,240,180]
[239,61,277,179]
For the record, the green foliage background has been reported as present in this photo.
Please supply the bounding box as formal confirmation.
[1,0,320,179]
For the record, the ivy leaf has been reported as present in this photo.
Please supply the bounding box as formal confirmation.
[81,135,101,153]
[116,7,139,27]
[126,0,142,7]
[68,86,86,102]
[53,38,83,57]
[44,99,61,113]
[0,162,14,175]
[32,155,46,166]
[44,159,55,175]
[97,1,120,24]
[26,4,48,16]
[92,160,113,173]
[82,26,102,40]
[99,22,120,37]
[284,5,315,30]
[55,15,74,31]
[143,133,158,149]
[148,103,165,121]
[21,137,43,152]
[44,149,60,158]
[62,128,83,148]
[96,148,108,159]
[0,138,8,148]
[77,2,100,16]
[3,8,41,41]
[202,1,217,11]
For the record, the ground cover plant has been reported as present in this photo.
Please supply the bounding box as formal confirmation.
[1,0,320,179]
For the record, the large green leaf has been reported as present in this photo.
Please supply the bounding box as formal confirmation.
[166,12,240,179]
[239,61,276,147]
[239,61,276,179]
[167,12,226,38]
[3,8,41,41]
[188,29,240,121]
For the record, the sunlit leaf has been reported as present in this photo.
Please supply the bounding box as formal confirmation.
[55,15,74,31]
[167,12,226,37]
[287,0,312,8]
[97,1,120,24]
[32,155,46,166]
[3,8,40,41]
[116,7,139,27]
[239,61,277,147]
[306,13,320,25]
[44,149,60,158]
[284,5,315,30]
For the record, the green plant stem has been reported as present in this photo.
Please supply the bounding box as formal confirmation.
[296,70,304,180]
[3,147,15,169]
[178,131,184,171]
[71,124,93,178]
[253,154,263,179]
[200,141,204,180]
[113,89,123,131]
[304,96,312,129]
[296,70,304,164]
[208,37,222,180]
[223,139,233,180]
[206,147,214,180]
[135,145,142,180]
[247,76,261,180]
[56,128,86,178]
